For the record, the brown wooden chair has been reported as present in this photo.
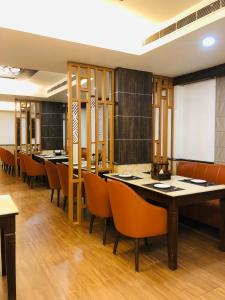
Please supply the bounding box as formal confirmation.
[83,172,112,245]
[45,160,61,206]
[23,154,46,188]
[107,179,167,272]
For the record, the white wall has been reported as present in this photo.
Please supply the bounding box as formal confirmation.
[174,79,216,162]
[0,111,15,145]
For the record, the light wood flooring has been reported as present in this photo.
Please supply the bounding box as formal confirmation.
[1,169,225,299]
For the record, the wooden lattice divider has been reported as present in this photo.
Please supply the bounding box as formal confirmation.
[67,62,114,224]
[152,76,174,170]
[15,99,42,177]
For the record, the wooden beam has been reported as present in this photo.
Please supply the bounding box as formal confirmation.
[174,63,225,86]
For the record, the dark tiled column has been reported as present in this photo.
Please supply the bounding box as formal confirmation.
[41,102,65,150]
[114,68,153,164]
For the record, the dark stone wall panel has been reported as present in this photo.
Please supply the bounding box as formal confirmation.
[114,140,152,164]
[115,116,152,140]
[115,68,152,94]
[114,68,153,164]
[41,101,65,150]
[115,93,152,117]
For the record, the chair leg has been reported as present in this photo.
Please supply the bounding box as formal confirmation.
[30,177,34,189]
[135,238,140,272]
[89,215,95,234]
[113,231,120,255]
[103,218,110,246]
[63,196,67,211]
[50,189,54,202]
[57,190,60,207]
[144,237,148,246]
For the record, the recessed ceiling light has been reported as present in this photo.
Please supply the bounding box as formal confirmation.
[202,36,215,48]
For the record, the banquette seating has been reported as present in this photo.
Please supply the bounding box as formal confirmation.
[177,161,225,228]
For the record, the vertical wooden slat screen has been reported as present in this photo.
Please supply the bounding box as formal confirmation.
[152,76,174,170]
[67,62,114,224]
[15,99,41,176]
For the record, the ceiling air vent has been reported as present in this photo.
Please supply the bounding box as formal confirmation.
[143,0,223,46]
[197,0,220,18]
[160,24,176,38]
[177,12,197,29]
[145,32,160,44]
[47,75,75,94]
[47,80,67,94]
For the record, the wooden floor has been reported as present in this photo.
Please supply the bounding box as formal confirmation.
[1,170,225,299]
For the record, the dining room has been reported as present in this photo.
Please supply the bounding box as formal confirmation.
[1,0,225,299]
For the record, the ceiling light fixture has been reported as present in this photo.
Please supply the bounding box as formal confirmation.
[0,65,21,79]
[202,36,215,48]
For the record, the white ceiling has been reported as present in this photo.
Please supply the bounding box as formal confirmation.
[29,71,65,88]
[107,0,202,23]
[0,0,224,105]
[1,14,225,78]
[0,70,66,99]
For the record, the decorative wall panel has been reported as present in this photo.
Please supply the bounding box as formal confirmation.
[114,68,153,164]
[41,101,65,150]
[215,76,225,163]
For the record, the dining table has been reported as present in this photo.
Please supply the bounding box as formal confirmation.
[33,154,68,164]
[104,172,225,270]
[62,162,110,177]
[0,195,19,300]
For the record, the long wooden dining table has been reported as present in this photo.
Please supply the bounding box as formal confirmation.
[104,172,225,270]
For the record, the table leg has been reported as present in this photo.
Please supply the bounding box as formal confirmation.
[5,232,16,300]
[1,229,6,276]
[219,198,225,251]
[167,201,178,270]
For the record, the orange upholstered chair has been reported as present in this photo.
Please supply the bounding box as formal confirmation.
[18,153,27,181]
[45,160,61,206]
[107,179,167,272]
[1,149,16,175]
[56,163,69,211]
[0,147,6,170]
[23,154,46,188]
[83,172,112,245]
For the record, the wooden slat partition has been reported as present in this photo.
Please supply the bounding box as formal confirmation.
[15,99,41,176]
[152,76,174,170]
[67,62,114,224]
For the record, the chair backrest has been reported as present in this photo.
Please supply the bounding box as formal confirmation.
[19,153,26,173]
[23,154,45,177]
[45,160,61,190]
[0,148,5,163]
[107,179,167,237]
[56,163,68,197]
[5,150,15,167]
[83,172,111,218]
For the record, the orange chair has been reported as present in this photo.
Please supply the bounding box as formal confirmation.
[0,149,16,175]
[0,147,5,170]
[23,154,46,188]
[107,179,167,272]
[45,160,61,206]
[83,172,112,245]
[56,163,69,211]
[18,153,27,181]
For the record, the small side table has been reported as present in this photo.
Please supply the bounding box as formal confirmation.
[0,195,19,300]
